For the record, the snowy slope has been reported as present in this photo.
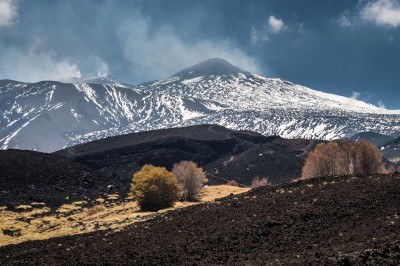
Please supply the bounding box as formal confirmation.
[1,58,400,152]
[83,74,133,88]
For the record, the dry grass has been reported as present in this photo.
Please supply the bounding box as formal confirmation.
[198,185,250,202]
[72,201,88,206]
[86,205,107,216]
[15,205,33,211]
[96,198,105,203]
[0,186,249,247]
[107,194,119,201]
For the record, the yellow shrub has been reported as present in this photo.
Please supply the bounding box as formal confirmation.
[131,165,180,211]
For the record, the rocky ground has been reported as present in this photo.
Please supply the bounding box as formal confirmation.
[1,174,399,265]
[0,149,123,209]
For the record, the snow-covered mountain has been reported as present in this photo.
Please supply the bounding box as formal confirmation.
[83,74,133,88]
[61,73,133,88]
[1,58,400,152]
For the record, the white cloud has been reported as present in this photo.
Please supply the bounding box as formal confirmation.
[378,100,386,108]
[338,12,353,27]
[350,91,361,100]
[250,15,287,45]
[0,42,81,82]
[268,15,287,33]
[93,57,109,76]
[338,0,400,28]
[250,27,268,45]
[360,0,400,27]
[118,11,259,80]
[0,0,18,27]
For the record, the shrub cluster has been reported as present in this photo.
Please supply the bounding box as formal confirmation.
[131,161,208,210]
[226,180,239,187]
[251,177,269,188]
[301,140,384,179]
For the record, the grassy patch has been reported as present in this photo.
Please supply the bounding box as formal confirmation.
[96,198,105,203]
[0,185,249,247]
[31,202,46,208]
[107,194,120,201]
[15,205,33,211]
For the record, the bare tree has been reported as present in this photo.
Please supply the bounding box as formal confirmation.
[301,140,384,179]
[301,142,345,179]
[172,161,208,201]
[356,140,384,175]
[338,140,358,174]
[226,180,239,187]
[251,177,269,188]
[387,164,395,174]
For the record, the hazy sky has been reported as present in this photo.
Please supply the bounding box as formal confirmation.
[0,0,399,109]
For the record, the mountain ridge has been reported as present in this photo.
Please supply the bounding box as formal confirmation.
[1,58,400,152]
[171,58,248,79]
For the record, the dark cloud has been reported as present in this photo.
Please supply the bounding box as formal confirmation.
[0,0,399,109]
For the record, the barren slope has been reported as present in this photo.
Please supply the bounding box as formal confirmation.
[55,124,310,185]
[0,150,122,208]
[1,174,399,265]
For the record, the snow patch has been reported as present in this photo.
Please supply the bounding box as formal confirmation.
[181,76,203,85]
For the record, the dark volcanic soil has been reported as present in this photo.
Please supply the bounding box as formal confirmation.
[55,124,313,186]
[1,174,400,265]
[0,149,123,208]
[0,125,317,208]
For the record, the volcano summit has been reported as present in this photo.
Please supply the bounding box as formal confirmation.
[1,58,400,152]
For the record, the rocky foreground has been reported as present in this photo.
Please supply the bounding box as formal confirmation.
[1,174,400,265]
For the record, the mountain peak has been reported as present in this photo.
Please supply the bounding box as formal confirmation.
[83,74,133,88]
[172,58,246,79]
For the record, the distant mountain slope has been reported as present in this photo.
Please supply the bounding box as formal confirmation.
[380,136,400,164]
[1,58,400,152]
[349,131,394,147]
[83,74,133,88]
[2,174,400,265]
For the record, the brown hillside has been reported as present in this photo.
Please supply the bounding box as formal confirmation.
[1,174,399,265]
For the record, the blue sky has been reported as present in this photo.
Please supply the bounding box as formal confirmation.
[0,0,399,109]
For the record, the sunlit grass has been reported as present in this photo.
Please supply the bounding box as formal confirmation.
[0,185,250,247]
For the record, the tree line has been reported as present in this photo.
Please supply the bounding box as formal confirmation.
[301,140,384,179]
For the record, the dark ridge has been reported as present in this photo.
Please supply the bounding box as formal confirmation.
[171,58,247,79]
[0,149,122,208]
[379,136,400,166]
[0,79,24,84]
[83,75,133,87]
[349,131,394,147]
[54,124,236,157]
[0,125,311,208]
[380,136,400,147]
[54,125,310,186]
[0,80,70,86]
